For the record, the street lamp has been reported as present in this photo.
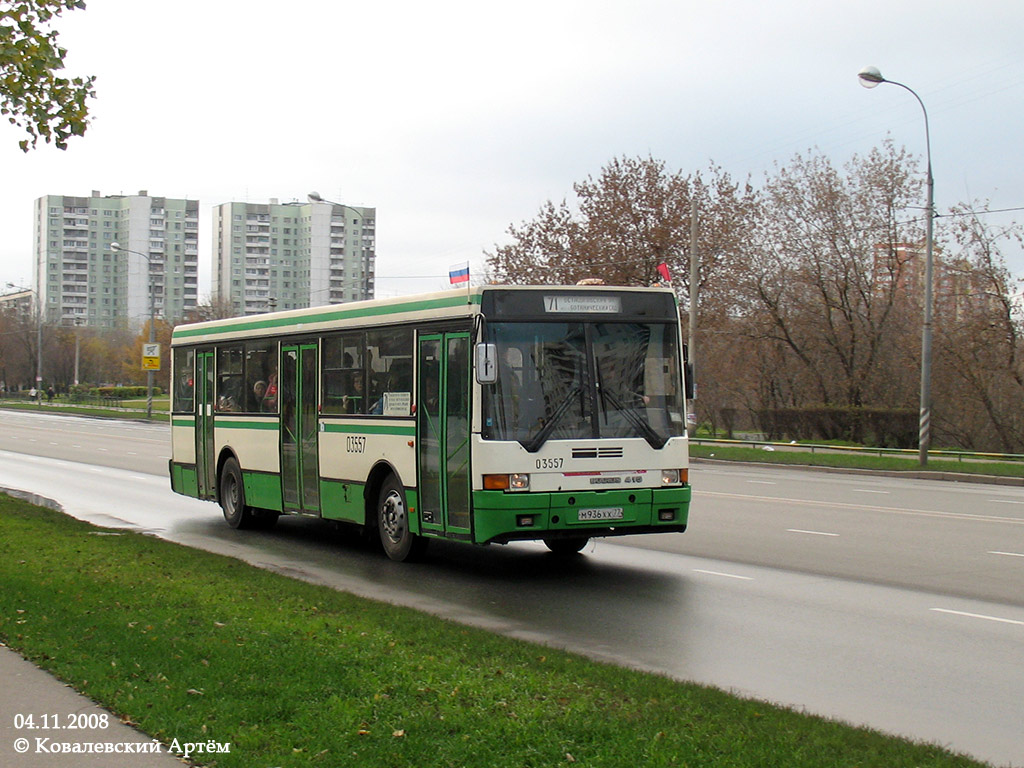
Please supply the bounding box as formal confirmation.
[111,242,157,419]
[307,191,374,302]
[6,282,43,401]
[858,66,935,467]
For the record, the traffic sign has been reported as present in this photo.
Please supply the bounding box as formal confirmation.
[142,342,161,371]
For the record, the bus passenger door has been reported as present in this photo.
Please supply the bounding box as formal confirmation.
[281,343,320,514]
[196,351,216,499]
[417,332,471,537]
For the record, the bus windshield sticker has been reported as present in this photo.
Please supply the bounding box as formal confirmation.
[382,391,411,416]
[543,296,621,314]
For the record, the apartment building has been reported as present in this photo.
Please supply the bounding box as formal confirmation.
[33,191,200,326]
[212,198,375,315]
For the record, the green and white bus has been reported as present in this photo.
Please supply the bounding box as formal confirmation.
[169,284,692,561]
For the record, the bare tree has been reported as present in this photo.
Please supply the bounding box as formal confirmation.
[934,203,1024,451]
[486,156,757,298]
[738,141,924,417]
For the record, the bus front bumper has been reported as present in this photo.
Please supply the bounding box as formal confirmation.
[471,486,690,545]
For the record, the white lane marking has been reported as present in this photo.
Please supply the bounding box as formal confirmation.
[853,489,890,494]
[990,499,1024,505]
[703,491,1024,526]
[930,608,1024,627]
[989,550,1024,558]
[747,480,776,485]
[787,528,840,537]
[693,569,754,581]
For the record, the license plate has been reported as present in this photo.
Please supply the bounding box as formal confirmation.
[577,507,624,521]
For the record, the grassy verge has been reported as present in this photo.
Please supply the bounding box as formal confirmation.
[0,495,985,768]
[0,399,169,422]
[690,443,1024,479]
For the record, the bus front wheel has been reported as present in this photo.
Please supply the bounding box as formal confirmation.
[377,476,427,562]
[544,537,590,555]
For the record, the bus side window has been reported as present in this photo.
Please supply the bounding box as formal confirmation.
[322,333,363,415]
[217,346,244,411]
[244,341,276,413]
[173,347,195,413]
[366,327,413,416]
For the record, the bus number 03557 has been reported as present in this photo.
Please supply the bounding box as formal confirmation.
[535,457,563,470]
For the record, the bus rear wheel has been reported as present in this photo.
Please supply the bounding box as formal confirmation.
[377,475,427,562]
[220,457,255,530]
[544,537,590,555]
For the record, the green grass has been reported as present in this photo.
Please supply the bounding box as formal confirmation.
[121,396,171,412]
[0,494,986,768]
[690,443,1024,478]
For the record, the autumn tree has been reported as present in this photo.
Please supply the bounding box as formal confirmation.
[121,319,172,391]
[1,0,95,151]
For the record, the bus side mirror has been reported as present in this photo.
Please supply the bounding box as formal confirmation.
[476,343,498,384]
[685,361,696,400]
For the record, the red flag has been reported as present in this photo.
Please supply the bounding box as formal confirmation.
[657,262,671,282]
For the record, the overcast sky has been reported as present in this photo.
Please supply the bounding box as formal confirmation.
[2,0,1023,299]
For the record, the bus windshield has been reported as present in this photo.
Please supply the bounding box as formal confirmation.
[481,321,686,450]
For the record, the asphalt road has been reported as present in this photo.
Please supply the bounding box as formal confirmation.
[1,410,1021,766]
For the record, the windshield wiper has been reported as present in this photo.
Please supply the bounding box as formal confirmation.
[599,387,667,449]
[521,385,581,453]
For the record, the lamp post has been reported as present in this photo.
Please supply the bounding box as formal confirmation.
[307,191,374,302]
[111,242,157,419]
[73,317,84,387]
[858,66,935,467]
[7,282,43,401]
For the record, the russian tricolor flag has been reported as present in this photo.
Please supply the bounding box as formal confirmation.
[449,261,470,284]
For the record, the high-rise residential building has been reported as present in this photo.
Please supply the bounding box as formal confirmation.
[212,198,375,315]
[33,191,199,326]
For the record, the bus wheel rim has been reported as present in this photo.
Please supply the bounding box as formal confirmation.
[381,490,405,542]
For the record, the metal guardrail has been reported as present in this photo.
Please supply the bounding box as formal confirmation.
[690,437,1024,464]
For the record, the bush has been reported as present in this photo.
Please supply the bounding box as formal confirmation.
[756,406,917,448]
[91,386,163,399]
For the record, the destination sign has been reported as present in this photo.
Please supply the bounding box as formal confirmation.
[543,296,621,314]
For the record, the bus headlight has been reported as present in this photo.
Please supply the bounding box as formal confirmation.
[510,473,530,490]
[661,469,680,485]
[483,473,531,491]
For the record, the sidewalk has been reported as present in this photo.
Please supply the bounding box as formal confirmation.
[0,644,184,767]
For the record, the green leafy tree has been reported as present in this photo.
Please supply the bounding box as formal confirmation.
[1,0,96,151]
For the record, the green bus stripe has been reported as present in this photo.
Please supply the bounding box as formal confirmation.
[321,422,416,436]
[215,420,280,430]
[172,418,195,427]
[173,419,413,436]
[172,293,481,341]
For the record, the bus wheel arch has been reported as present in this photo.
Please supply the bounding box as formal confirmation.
[217,449,277,530]
[363,461,400,530]
[368,463,427,562]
